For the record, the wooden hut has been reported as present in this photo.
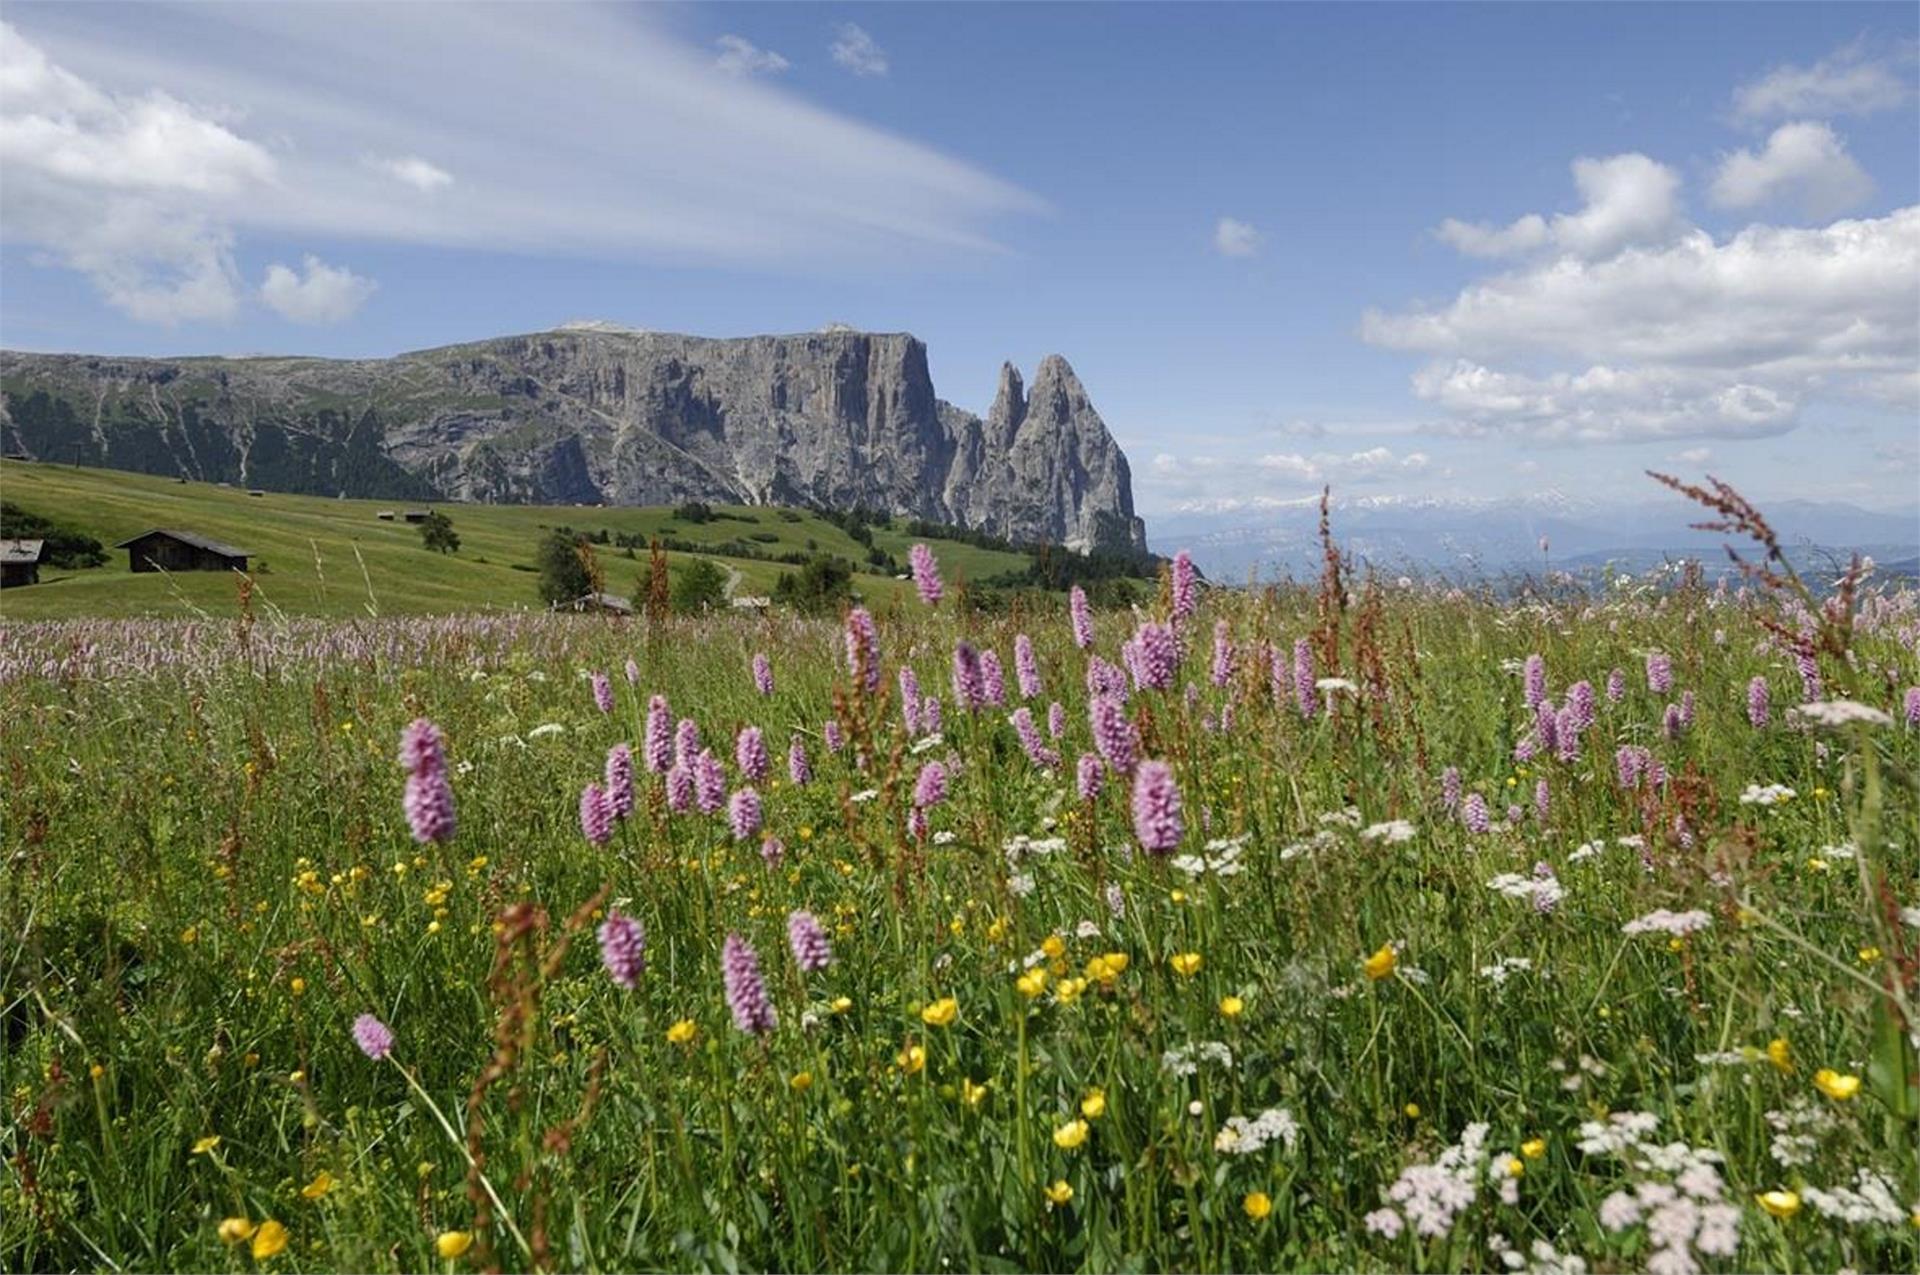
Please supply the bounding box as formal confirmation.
[115,529,251,574]
[0,539,43,588]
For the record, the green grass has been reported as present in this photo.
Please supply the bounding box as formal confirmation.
[0,462,1032,620]
[2,508,1917,1273]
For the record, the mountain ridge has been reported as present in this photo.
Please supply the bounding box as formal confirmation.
[0,327,1147,554]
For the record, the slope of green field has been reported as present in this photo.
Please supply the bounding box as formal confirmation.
[0,462,1033,620]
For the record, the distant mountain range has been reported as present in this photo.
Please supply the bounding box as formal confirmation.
[1150,492,1920,583]
[0,326,1147,554]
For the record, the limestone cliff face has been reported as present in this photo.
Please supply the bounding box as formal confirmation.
[0,327,1146,553]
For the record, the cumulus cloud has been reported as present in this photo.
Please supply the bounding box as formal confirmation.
[1435,154,1682,263]
[259,255,376,323]
[1711,121,1873,217]
[1213,216,1261,257]
[1674,447,1712,464]
[1370,202,1920,443]
[1732,40,1911,122]
[370,154,453,192]
[830,24,888,77]
[0,9,1038,325]
[715,35,789,76]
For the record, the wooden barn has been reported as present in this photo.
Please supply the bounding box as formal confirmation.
[1,539,43,588]
[115,528,251,574]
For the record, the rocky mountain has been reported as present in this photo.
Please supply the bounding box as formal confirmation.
[0,327,1147,554]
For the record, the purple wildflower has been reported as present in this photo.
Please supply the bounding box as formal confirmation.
[721,933,776,1036]
[788,736,812,786]
[580,782,614,845]
[1679,689,1696,728]
[913,760,949,809]
[1013,633,1042,700]
[644,695,673,772]
[1795,645,1822,701]
[1646,651,1672,694]
[1534,779,1550,822]
[1606,667,1626,703]
[1130,759,1184,854]
[1210,619,1234,688]
[605,743,635,819]
[351,1013,394,1061]
[760,835,785,868]
[1131,621,1178,691]
[1441,765,1461,811]
[1615,745,1645,788]
[908,543,943,606]
[823,719,845,754]
[1662,703,1683,739]
[1461,792,1491,834]
[1523,654,1547,710]
[736,726,769,783]
[666,761,694,813]
[951,641,984,711]
[1011,707,1060,771]
[751,653,773,697]
[1534,700,1559,755]
[693,750,727,814]
[1513,734,1537,764]
[979,650,1007,707]
[1565,680,1596,731]
[1047,700,1066,739]
[674,718,701,768]
[1268,643,1292,706]
[1747,676,1771,728]
[907,805,928,842]
[403,771,456,845]
[787,910,833,972]
[843,607,881,693]
[399,718,446,774]
[1069,586,1094,650]
[1086,656,1128,699]
[1904,686,1920,726]
[1170,550,1198,624]
[597,909,645,989]
[624,657,641,685]
[1506,803,1524,826]
[1554,707,1580,762]
[591,671,614,715]
[899,667,922,733]
[728,787,762,841]
[1293,638,1317,718]
[920,698,941,736]
[1076,752,1104,802]
[1531,861,1559,915]
[1090,693,1138,775]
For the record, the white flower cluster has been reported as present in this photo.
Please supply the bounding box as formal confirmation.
[1622,909,1712,937]
[1479,956,1535,986]
[1172,835,1248,878]
[1568,840,1605,863]
[909,733,945,755]
[1279,829,1341,862]
[1002,834,1067,863]
[1764,1098,1835,1169]
[1489,1234,1589,1275]
[1319,806,1364,828]
[1801,1168,1908,1226]
[1363,1122,1513,1241]
[1214,1107,1299,1155]
[1360,819,1417,843]
[1791,700,1893,728]
[1487,873,1567,910]
[1583,1114,1739,1275]
[1160,1041,1234,1078]
[1738,783,1796,806]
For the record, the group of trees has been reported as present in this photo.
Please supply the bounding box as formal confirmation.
[0,502,107,568]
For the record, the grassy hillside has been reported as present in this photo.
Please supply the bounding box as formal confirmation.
[0,462,1034,620]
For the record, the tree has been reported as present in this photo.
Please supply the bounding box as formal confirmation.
[418,510,460,554]
[536,529,594,607]
[671,557,729,613]
[772,554,853,614]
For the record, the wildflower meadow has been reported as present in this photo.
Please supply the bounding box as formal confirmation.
[4,485,1919,1273]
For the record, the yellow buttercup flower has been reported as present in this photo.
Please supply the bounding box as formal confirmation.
[1504,1156,1525,1178]
[789,1071,814,1092]
[250,1220,289,1260]
[897,1044,926,1075]
[1053,976,1088,1005]
[1041,935,1066,959]
[1016,967,1049,998]
[1766,1037,1793,1073]
[1858,946,1883,966]
[1102,952,1129,975]
[921,997,958,1028]
[1756,1190,1801,1219]
[666,1019,697,1045]
[1080,1089,1107,1119]
[1403,1102,1420,1119]
[1169,952,1202,977]
[191,1135,221,1155]
[1053,1118,1089,1150]
[435,1230,474,1259]
[1219,995,1244,1018]
[1044,1178,1074,1205]
[217,1217,256,1245]
[300,1170,336,1200]
[1363,945,1397,981]
[1243,1191,1272,1221]
[289,977,307,997]
[1813,1068,1860,1101]
[961,1077,989,1108]
[830,996,852,1014]
[1521,1138,1547,1160]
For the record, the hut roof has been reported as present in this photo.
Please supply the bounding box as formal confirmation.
[113,528,252,558]
[0,539,44,564]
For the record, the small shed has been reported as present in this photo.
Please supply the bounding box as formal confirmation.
[376,510,397,521]
[402,509,432,524]
[1,539,44,588]
[115,528,251,574]
[559,592,634,615]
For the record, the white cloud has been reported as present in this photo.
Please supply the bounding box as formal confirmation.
[0,9,1039,325]
[370,154,453,192]
[1732,41,1911,122]
[1213,216,1261,257]
[1253,446,1432,483]
[259,254,376,323]
[830,24,888,77]
[715,35,789,77]
[1369,204,1920,443]
[1711,121,1872,217]
[1674,447,1712,464]
[1432,154,1681,262]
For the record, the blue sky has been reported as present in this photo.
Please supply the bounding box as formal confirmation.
[2,2,1915,519]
